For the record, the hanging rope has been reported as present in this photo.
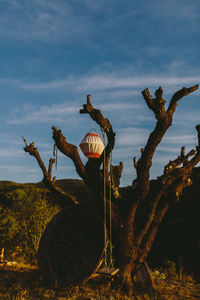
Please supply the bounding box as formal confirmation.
[53,144,58,170]
[108,149,114,268]
[101,129,108,267]
[101,128,114,269]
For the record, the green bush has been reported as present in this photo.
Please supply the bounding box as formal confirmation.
[153,260,178,281]
[0,188,60,262]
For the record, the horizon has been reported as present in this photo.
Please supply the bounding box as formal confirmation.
[0,0,199,186]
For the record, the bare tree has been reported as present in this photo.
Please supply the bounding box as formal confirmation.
[23,85,199,293]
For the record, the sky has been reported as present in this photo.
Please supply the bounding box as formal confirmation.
[0,0,199,186]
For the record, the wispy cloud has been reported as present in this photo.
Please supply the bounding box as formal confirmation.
[150,0,199,21]
[19,75,200,92]
[2,73,199,98]
[0,148,23,158]
[0,0,92,43]
[116,127,150,147]
[164,134,197,145]
[0,165,38,173]
[6,97,147,125]
[7,102,79,125]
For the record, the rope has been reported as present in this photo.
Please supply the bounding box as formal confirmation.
[102,129,108,267]
[101,128,114,269]
[53,144,58,170]
[108,150,114,268]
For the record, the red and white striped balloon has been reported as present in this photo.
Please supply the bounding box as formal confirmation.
[79,133,105,159]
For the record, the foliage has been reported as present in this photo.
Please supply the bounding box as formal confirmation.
[151,269,166,281]
[0,188,60,261]
[151,260,179,284]
[159,260,178,281]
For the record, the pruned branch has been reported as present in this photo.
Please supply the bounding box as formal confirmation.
[79,95,123,201]
[48,158,55,179]
[111,161,123,188]
[52,126,88,184]
[142,87,166,120]
[135,124,200,248]
[135,85,198,201]
[163,147,195,176]
[133,157,137,169]
[138,172,194,264]
[167,84,198,117]
[196,124,200,148]
[127,85,199,250]
[80,95,115,166]
[22,136,79,205]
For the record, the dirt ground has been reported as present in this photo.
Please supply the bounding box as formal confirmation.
[0,263,200,300]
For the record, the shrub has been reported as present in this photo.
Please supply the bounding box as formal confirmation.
[0,188,60,262]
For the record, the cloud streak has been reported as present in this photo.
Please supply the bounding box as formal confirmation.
[15,74,200,92]
[7,102,79,125]
[6,98,146,125]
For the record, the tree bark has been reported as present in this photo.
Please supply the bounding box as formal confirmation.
[23,85,199,293]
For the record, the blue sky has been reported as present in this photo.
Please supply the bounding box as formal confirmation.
[0,0,199,186]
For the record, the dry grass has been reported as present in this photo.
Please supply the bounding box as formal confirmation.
[0,263,200,300]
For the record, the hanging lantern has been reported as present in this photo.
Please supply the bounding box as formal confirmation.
[79,132,105,159]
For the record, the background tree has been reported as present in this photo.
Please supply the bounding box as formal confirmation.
[23,85,199,293]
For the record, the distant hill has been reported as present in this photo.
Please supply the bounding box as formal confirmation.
[0,178,95,208]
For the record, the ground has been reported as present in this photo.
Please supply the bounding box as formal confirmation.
[0,263,200,300]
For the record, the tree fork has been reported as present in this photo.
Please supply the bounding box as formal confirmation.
[23,85,200,293]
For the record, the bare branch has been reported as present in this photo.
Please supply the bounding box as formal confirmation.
[52,126,88,183]
[196,124,200,148]
[163,147,195,176]
[22,136,79,205]
[167,84,198,117]
[135,85,198,201]
[135,171,193,260]
[138,173,193,264]
[80,95,115,166]
[48,158,56,179]
[130,86,199,249]
[111,161,123,188]
[142,89,154,111]
[142,87,167,120]
[87,94,91,105]
[133,157,137,169]
[144,127,200,239]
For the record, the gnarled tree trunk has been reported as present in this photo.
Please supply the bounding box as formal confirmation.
[23,85,200,294]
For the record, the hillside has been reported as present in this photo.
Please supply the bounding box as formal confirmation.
[0,178,95,208]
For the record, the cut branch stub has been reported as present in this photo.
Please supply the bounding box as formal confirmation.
[163,147,195,175]
[111,161,123,188]
[142,89,154,111]
[133,157,137,169]
[142,87,167,120]
[154,86,166,116]
[87,94,91,105]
